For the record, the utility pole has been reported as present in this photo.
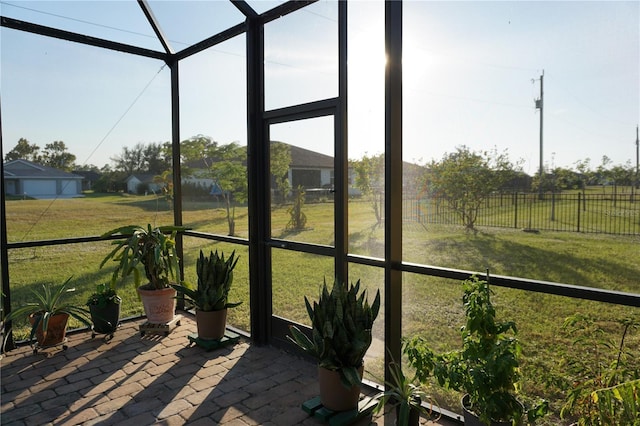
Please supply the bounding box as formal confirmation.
[534,70,544,199]
[636,125,640,189]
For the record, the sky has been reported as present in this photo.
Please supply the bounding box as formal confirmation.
[1,0,638,175]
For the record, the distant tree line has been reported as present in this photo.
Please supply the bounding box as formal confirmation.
[4,138,78,171]
[5,137,637,233]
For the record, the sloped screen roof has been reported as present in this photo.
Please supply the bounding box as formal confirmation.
[0,0,289,55]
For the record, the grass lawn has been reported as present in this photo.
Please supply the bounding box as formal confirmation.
[4,192,639,424]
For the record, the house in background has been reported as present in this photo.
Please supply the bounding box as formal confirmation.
[125,174,163,194]
[3,159,83,199]
[182,141,357,197]
[287,143,334,189]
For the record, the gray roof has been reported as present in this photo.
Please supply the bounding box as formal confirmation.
[285,143,333,169]
[3,159,82,179]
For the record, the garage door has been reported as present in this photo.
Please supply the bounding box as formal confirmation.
[61,180,78,195]
[24,180,56,196]
[5,180,16,195]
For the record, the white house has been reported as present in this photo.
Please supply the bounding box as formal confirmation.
[3,159,83,199]
[125,174,164,194]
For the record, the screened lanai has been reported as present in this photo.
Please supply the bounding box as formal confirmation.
[2,1,639,424]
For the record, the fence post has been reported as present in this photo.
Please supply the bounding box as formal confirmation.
[577,192,581,233]
[514,192,518,228]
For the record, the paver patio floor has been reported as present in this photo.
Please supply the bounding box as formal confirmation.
[1,314,459,425]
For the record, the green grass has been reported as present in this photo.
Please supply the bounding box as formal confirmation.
[4,192,639,424]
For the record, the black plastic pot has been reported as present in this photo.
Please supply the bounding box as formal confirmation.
[462,394,514,426]
[89,300,120,334]
[395,397,421,426]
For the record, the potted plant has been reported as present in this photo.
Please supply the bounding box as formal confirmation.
[288,279,381,412]
[372,355,438,426]
[171,249,241,340]
[403,274,548,426]
[86,283,121,338]
[100,224,187,324]
[3,277,92,349]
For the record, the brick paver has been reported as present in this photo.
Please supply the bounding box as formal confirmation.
[0,315,457,425]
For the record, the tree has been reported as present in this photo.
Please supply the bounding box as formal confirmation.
[286,185,307,230]
[271,141,292,204]
[179,135,218,161]
[597,155,613,191]
[424,146,519,231]
[573,158,593,211]
[609,162,634,188]
[609,162,635,206]
[574,158,592,197]
[154,169,174,209]
[551,167,580,191]
[177,135,219,177]
[210,142,247,236]
[41,140,76,171]
[4,138,41,162]
[353,153,385,226]
[111,143,146,175]
[94,170,127,193]
[143,143,170,175]
[73,163,101,173]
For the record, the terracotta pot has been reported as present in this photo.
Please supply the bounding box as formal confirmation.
[195,309,227,340]
[29,312,69,347]
[318,365,363,412]
[462,394,515,426]
[89,299,121,334]
[137,286,176,324]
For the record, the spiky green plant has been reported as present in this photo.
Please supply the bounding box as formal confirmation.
[288,279,381,388]
[172,250,241,311]
[4,277,92,343]
[371,352,438,426]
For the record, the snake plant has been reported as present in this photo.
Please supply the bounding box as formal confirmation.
[288,279,380,388]
[172,250,241,311]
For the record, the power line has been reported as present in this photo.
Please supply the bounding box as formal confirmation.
[0,1,158,41]
[406,86,533,110]
[18,63,168,243]
[79,64,167,167]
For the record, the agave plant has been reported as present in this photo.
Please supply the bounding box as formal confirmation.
[172,250,241,311]
[288,279,380,388]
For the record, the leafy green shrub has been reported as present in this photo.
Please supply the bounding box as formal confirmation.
[404,275,548,425]
[556,314,639,425]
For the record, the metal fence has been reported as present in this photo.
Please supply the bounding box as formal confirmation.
[406,192,640,236]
